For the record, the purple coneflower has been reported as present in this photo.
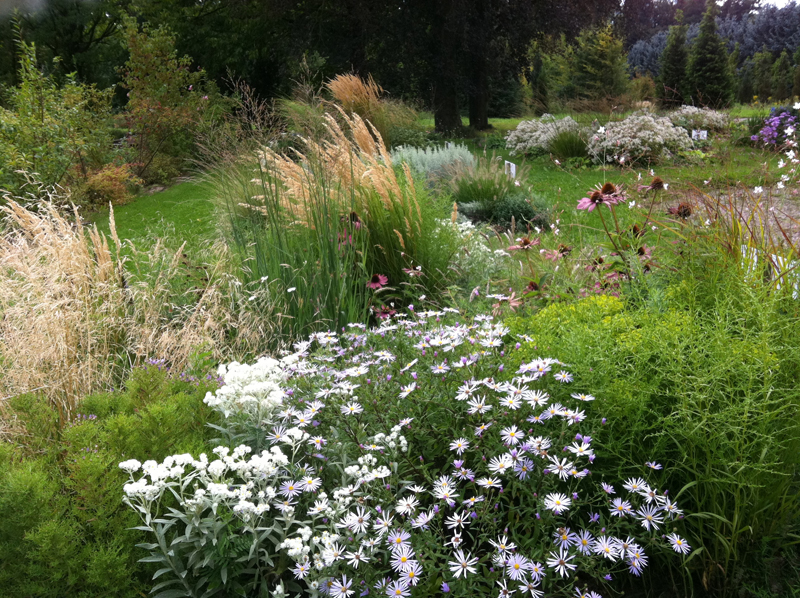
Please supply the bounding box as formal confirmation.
[367,273,388,289]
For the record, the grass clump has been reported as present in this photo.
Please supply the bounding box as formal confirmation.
[217,109,457,341]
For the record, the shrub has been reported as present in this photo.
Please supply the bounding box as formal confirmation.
[120,16,217,184]
[0,366,219,598]
[505,114,582,157]
[505,262,800,595]
[390,144,476,180]
[751,108,797,147]
[0,41,114,196]
[667,105,729,133]
[120,309,692,598]
[77,163,143,207]
[587,114,692,165]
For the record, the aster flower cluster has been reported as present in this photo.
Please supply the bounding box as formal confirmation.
[752,109,797,147]
[505,115,584,157]
[587,114,692,165]
[121,308,691,598]
[668,105,728,133]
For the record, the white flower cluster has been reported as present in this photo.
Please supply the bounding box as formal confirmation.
[371,424,408,453]
[390,144,476,179]
[668,105,728,133]
[280,527,314,559]
[505,114,583,156]
[121,443,291,524]
[439,219,509,281]
[587,114,692,165]
[203,356,290,419]
[344,453,392,485]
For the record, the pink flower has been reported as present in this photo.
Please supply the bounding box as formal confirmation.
[577,183,625,212]
[367,274,388,289]
[508,237,540,251]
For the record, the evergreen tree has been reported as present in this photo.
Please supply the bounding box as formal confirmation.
[656,10,688,107]
[736,59,755,104]
[772,50,793,102]
[686,0,734,107]
[572,24,629,101]
[793,47,800,101]
[752,48,774,102]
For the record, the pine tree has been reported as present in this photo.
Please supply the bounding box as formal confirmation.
[656,10,688,107]
[686,0,734,107]
[772,50,793,102]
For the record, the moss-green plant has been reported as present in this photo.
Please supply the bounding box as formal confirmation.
[0,365,219,598]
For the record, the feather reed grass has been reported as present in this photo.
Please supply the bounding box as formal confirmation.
[215,108,456,341]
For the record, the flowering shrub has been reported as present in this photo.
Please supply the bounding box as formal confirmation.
[505,115,583,157]
[121,310,690,598]
[667,105,728,133]
[443,219,511,282]
[751,109,797,147]
[587,115,692,165]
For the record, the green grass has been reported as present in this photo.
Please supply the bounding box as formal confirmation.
[88,107,783,270]
[88,179,217,257]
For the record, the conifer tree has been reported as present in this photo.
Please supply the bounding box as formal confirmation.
[656,10,688,107]
[752,48,774,102]
[793,47,800,101]
[572,24,628,101]
[772,50,792,102]
[686,0,734,107]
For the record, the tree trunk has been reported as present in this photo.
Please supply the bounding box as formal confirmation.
[468,0,490,130]
[434,79,461,134]
[433,0,462,134]
[468,55,490,130]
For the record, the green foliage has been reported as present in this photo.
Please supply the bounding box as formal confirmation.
[687,0,734,107]
[572,24,629,101]
[506,254,800,595]
[657,16,689,107]
[525,45,550,114]
[753,48,775,102]
[0,366,218,598]
[76,163,143,207]
[120,16,220,184]
[450,155,524,206]
[771,50,793,102]
[0,40,114,196]
[548,129,589,161]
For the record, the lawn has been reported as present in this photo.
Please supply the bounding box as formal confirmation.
[88,178,218,258]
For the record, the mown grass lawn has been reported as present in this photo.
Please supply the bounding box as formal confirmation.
[88,178,217,257]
